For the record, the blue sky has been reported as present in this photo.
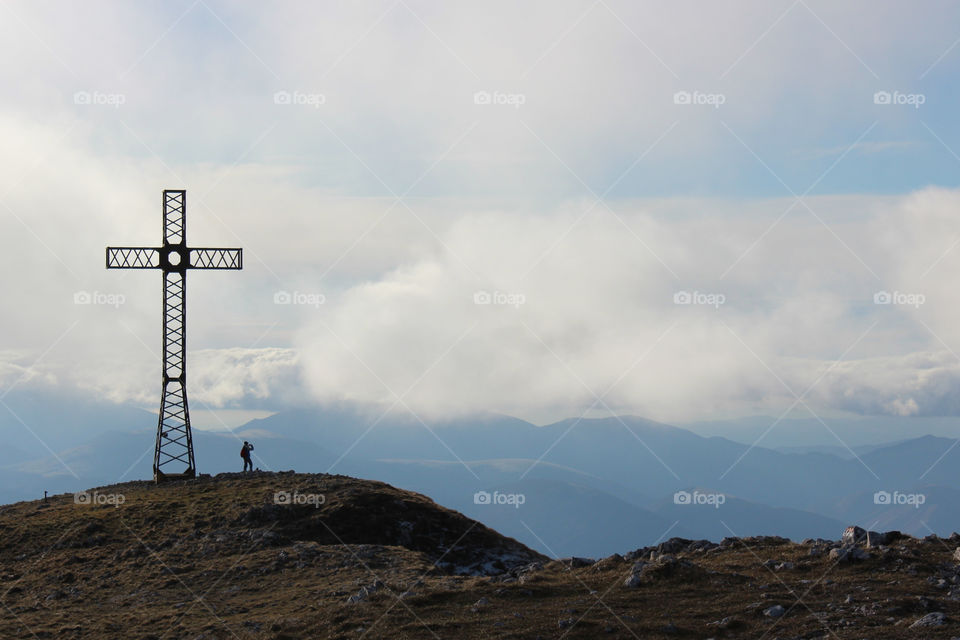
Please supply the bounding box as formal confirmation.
[16,0,960,198]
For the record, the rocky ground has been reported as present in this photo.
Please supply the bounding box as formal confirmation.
[0,472,959,638]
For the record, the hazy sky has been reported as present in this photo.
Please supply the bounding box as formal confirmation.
[3,1,960,425]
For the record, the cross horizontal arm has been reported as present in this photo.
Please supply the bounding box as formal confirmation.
[106,247,160,269]
[190,248,243,270]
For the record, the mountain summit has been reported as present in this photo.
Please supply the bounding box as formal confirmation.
[0,471,545,637]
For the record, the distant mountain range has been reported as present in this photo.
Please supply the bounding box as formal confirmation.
[1,389,958,557]
[681,414,960,448]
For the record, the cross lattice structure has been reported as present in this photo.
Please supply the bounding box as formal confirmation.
[107,190,242,481]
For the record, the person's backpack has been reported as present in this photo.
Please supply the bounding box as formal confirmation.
[240,445,247,458]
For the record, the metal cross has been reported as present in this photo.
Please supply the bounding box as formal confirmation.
[107,190,242,481]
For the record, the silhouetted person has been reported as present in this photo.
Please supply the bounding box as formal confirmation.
[241,441,254,472]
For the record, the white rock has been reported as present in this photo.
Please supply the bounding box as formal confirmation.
[910,611,946,628]
[623,572,643,588]
[841,526,866,545]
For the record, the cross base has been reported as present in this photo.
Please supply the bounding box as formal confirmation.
[154,468,196,483]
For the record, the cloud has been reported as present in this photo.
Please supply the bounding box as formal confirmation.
[803,140,918,159]
[189,347,302,408]
[0,347,302,411]
[3,2,960,427]
[294,187,960,422]
[3,91,960,424]
[800,351,960,418]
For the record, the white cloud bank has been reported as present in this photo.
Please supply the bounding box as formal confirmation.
[8,180,960,423]
[293,187,960,423]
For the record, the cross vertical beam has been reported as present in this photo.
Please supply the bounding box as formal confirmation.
[107,189,242,482]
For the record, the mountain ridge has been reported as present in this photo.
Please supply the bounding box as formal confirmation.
[2,471,959,638]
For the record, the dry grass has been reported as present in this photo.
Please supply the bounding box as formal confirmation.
[0,472,958,638]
